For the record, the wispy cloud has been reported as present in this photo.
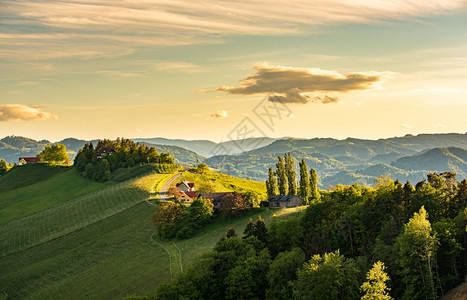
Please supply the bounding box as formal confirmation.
[400,124,413,129]
[0,104,57,122]
[433,123,446,129]
[1,0,465,60]
[154,62,205,73]
[212,63,391,104]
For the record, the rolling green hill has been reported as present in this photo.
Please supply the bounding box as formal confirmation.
[0,163,68,192]
[0,165,108,224]
[0,166,301,299]
[175,169,267,199]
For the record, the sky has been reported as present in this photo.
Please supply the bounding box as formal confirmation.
[1,0,467,143]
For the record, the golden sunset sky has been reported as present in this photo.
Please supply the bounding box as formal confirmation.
[1,0,466,142]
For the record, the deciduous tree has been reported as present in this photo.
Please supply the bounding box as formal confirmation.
[152,201,185,228]
[0,158,9,175]
[37,143,69,164]
[361,261,393,300]
[294,250,360,300]
[394,206,437,300]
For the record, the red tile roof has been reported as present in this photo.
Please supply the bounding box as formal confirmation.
[184,191,198,198]
[19,157,39,163]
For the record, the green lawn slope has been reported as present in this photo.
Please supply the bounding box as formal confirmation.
[175,169,267,199]
[0,166,108,224]
[0,165,303,299]
[0,201,305,299]
[0,163,68,192]
[0,164,179,225]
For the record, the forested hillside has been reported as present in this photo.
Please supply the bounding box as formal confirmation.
[149,172,467,300]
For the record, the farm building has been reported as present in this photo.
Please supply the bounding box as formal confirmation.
[268,195,303,208]
[176,181,195,192]
[18,157,39,165]
[178,191,198,205]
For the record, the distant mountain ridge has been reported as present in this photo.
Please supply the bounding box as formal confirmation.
[205,133,467,187]
[2,133,467,187]
[0,136,205,166]
[133,137,277,157]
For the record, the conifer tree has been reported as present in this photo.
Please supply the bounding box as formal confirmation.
[299,158,310,203]
[276,156,288,195]
[255,216,268,244]
[285,153,297,195]
[266,167,278,198]
[243,218,255,239]
[309,168,320,202]
[226,227,237,238]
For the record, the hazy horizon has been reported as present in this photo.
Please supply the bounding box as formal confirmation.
[1,1,466,142]
[2,131,467,145]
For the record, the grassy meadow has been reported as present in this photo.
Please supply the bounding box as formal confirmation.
[0,163,306,299]
[0,165,108,225]
[175,169,267,200]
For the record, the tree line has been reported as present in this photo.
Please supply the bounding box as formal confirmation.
[266,153,320,204]
[129,167,467,300]
[74,138,175,182]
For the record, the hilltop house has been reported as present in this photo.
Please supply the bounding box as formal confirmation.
[268,195,303,208]
[176,181,195,192]
[18,157,39,165]
[96,147,115,158]
[178,191,198,205]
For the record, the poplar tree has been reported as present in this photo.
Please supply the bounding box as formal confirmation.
[309,168,320,202]
[276,156,288,195]
[285,152,297,195]
[299,158,310,203]
[266,167,278,198]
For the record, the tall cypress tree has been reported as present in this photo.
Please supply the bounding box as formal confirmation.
[299,158,310,204]
[285,153,297,195]
[276,156,288,195]
[309,168,320,202]
[266,167,278,198]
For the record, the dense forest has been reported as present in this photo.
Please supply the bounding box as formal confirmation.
[74,138,175,181]
[140,154,466,300]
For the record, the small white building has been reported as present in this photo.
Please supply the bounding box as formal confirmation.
[176,181,195,192]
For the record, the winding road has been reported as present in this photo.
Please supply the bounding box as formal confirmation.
[158,168,188,200]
